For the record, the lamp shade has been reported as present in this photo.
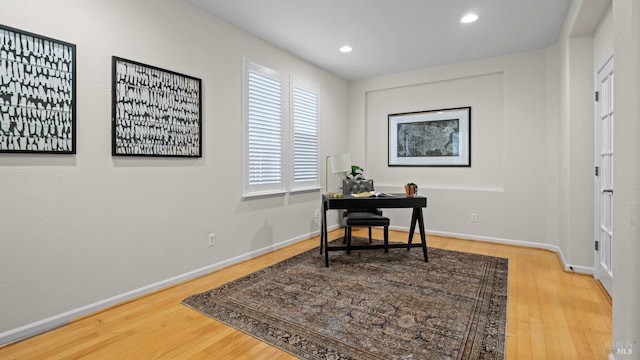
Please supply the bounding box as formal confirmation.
[325,153,351,194]
[328,153,351,174]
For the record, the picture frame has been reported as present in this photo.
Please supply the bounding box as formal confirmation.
[388,107,471,167]
[112,56,202,157]
[0,24,76,154]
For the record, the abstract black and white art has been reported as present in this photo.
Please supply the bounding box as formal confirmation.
[388,107,471,167]
[112,57,202,157]
[0,25,76,154]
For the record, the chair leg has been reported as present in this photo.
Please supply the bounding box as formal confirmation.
[384,225,389,253]
[346,226,352,255]
[368,227,372,243]
[343,226,348,244]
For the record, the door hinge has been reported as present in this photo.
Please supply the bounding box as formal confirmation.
[595,166,599,176]
[595,241,599,251]
[595,91,599,102]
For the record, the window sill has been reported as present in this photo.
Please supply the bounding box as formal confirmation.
[290,186,322,194]
[242,190,288,199]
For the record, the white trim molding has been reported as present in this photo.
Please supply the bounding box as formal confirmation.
[1,223,590,346]
[389,225,594,275]
[0,226,340,346]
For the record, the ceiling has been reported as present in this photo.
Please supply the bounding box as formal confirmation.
[187,0,572,80]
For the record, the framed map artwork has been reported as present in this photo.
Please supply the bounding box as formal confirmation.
[388,107,471,167]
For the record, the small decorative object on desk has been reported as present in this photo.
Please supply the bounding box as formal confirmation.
[348,165,365,180]
[404,183,418,197]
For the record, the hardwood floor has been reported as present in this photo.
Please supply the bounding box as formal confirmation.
[0,229,612,359]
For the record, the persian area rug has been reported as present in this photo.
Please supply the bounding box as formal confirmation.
[182,238,508,360]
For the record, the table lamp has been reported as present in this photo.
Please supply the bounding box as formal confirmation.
[325,153,351,197]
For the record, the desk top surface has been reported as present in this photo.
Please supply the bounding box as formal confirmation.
[322,193,427,209]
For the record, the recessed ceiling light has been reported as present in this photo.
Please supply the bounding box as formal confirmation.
[339,45,353,53]
[460,13,478,24]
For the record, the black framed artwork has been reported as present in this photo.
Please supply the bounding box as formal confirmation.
[388,107,471,167]
[112,56,202,157]
[0,24,76,154]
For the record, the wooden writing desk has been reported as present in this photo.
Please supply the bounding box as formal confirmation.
[320,194,428,267]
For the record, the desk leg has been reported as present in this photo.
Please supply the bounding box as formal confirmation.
[320,206,325,254]
[407,208,418,248]
[407,208,428,262]
[322,203,329,267]
[325,229,330,267]
[416,207,428,262]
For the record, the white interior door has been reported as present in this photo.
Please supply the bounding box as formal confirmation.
[594,57,614,295]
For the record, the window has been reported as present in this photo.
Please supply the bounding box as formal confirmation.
[243,61,285,196]
[290,84,319,191]
[242,60,320,197]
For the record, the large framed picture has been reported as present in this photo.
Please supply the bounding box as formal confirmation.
[0,24,76,154]
[388,107,471,167]
[112,56,202,157]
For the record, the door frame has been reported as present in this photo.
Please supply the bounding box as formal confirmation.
[593,54,614,295]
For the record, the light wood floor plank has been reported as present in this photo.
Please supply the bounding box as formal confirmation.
[0,229,612,359]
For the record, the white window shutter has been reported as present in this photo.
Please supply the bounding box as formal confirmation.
[291,85,319,191]
[243,62,285,196]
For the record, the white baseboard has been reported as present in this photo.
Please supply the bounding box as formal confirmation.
[0,227,338,346]
[1,224,591,346]
[390,226,594,275]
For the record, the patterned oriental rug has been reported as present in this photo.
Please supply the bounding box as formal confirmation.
[183,238,508,359]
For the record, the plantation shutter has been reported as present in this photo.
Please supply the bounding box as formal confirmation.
[290,85,319,190]
[243,62,285,196]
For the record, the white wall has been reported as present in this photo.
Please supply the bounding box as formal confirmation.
[594,8,614,70]
[346,0,615,274]
[555,0,599,271]
[0,0,348,341]
[348,50,562,255]
[612,0,640,357]
[3,0,637,352]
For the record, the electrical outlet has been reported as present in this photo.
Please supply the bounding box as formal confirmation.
[471,213,478,222]
[314,209,320,220]
[208,233,216,246]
